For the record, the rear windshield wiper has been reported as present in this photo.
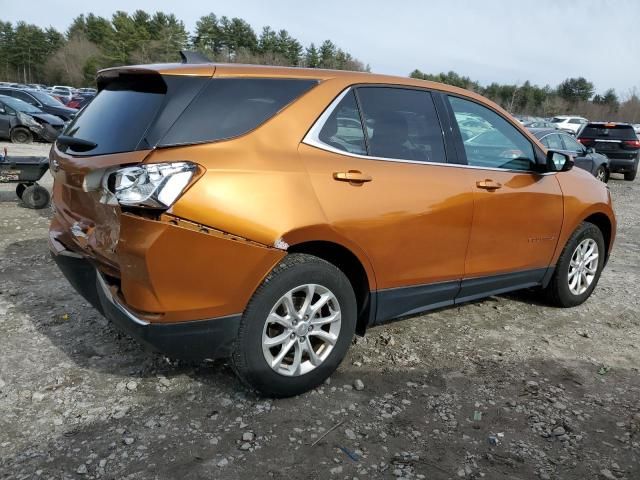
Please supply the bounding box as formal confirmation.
[56,135,97,152]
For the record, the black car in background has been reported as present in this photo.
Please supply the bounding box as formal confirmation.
[0,87,78,121]
[577,122,639,181]
[0,95,65,143]
[529,128,610,182]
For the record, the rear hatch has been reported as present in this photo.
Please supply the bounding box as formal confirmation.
[50,67,214,268]
[578,123,640,159]
[50,65,318,268]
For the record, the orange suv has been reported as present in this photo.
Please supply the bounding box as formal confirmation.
[49,60,616,397]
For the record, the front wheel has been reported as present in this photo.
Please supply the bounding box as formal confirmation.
[594,165,608,183]
[10,127,33,144]
[231,254,357,397]
[543,222,605,307]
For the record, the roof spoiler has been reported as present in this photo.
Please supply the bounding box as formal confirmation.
[179,50,212,64]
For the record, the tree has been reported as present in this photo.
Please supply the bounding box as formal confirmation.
[557,77,594,103]
[192,13,223,55]
[319,40,336,68]
[305,43,319,67]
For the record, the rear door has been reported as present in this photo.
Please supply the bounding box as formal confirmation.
[446,95,563,299]
[302,86,475,321]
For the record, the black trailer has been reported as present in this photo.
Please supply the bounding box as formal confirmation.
[0,155,50,209]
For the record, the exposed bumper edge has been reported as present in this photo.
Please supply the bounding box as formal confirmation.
[51,246,241,360]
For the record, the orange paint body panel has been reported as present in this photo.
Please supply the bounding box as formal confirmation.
[48,62,616,334]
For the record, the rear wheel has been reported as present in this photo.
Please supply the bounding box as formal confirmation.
[624,167,637,181]
[21,184,50,209]
[231,254,357,397]
[10,127,33,144]
[543,222,605,307]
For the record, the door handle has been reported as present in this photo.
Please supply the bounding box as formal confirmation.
[333,170,373,184]
[476,179,502,190]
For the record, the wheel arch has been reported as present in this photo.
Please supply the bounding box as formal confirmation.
[583,212,613,259]
[285,236,375,336]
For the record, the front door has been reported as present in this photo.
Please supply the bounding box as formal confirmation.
[446,95,563,298]
[302,86,475,321]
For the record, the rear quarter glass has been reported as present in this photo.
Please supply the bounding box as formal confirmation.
[158,78,318,147]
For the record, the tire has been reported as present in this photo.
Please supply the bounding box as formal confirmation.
[624,167,637,181]
[231,253,357,397]
[594,165,608,183]
[15,183,28,199]
[10,127,33,144]
[543,222,605,308]
[21,184,50,209]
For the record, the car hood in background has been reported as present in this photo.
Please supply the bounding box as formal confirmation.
[31,112,65,126]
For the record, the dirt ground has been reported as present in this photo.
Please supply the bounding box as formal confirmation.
[1,140,638,480]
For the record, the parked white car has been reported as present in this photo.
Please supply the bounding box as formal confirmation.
[633,124,640,135]
[550,115,588,134]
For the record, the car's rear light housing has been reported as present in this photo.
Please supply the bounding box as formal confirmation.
[623,139,640,148]
[578,138,593,145]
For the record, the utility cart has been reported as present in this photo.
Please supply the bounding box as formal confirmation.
[0,149,51,209]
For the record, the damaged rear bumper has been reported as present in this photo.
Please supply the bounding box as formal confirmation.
[49,210,286,360]
[50,241,242,360]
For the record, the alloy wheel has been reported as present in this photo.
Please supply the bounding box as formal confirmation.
[567,238,599,295]
[262,284,341,376]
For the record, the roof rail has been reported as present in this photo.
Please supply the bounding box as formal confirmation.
[179,50,212,64]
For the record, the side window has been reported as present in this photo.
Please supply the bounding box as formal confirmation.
[318,90,366,155]
[448,96,536,171]
[568,118,583,125]
[14,91,34,104]
[543,134,564,150]
[561,134,583,153]
[356,87,446,162]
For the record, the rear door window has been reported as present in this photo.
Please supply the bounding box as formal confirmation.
[542,133,564,150]
[355,87,446,163]
[561,134,584,153]
[448,96,536,171]
[317,90,366,155]
[160,78,317,146]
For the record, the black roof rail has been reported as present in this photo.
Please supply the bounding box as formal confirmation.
[179,50,212,64]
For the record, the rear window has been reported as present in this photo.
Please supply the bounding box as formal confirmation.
[62,76,316,156]
[62,74,167,156]
[579,124,637,140]
[159,78,317,146]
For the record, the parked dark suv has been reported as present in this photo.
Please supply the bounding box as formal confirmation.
[577,122,639,181]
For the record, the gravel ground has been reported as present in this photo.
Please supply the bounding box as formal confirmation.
[1,141,639,480]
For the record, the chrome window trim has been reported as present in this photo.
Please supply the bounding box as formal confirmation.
[302,87,554,176]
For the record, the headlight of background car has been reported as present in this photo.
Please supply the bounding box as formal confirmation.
[17,112,40,128]
[110,162,197,209]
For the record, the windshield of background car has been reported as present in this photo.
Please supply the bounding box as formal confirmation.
[0,96,41,113]
[580,124,637,140]
[551,117,565,123]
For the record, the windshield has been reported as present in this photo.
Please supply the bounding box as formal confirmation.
[0,96,42,113]
[28,90,65,107]
[551,117,565,123]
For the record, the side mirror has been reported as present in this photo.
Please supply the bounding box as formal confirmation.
[546,150,574,173]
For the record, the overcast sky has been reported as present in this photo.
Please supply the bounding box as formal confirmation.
[4,0,639,95]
